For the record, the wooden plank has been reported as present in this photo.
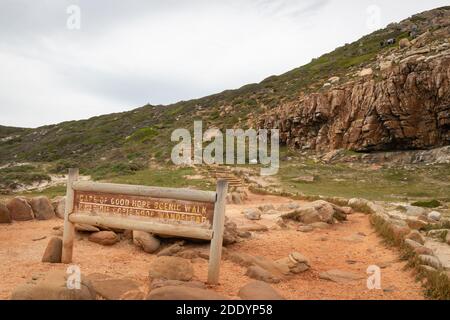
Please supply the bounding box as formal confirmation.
[73,190,215,227]
[62,168,78,264]
[72,181,216,203]
[207,179,228,284]
[69,214,213,240]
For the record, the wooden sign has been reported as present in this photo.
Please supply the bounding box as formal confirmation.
[62,169,228,284]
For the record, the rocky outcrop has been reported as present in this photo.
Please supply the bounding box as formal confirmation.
[259,50,450,152]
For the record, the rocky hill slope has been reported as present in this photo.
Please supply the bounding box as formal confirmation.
[260,37,450,152]
[1,6,449,170]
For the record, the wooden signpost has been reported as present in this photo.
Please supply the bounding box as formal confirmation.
[62,168,228,285]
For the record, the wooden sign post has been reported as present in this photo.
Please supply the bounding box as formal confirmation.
[62,169,228,285]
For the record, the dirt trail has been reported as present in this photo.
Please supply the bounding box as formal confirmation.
[0,193,424,300]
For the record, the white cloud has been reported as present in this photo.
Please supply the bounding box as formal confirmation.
[0,0,448,128]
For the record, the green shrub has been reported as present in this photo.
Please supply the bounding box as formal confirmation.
[411,199,442,208]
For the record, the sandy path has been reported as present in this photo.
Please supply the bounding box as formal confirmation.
[0,194,424,300]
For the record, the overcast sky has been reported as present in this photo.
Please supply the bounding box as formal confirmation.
[0,0,448,128]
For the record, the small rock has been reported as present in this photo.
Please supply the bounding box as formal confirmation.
[309,222,330,229]
[243,208,262,221]
[348,198,369,210]
[406,218,428,230]
[32,236,47,241]
[418,255,442,269]
[0,203,12,223]
[30,196,55,220]
[120,290,145,300]
[238,223,269,233]
[133,231,160,254]
[428,211,442,222]
[319,270,364,283]
[7,197,34,221]
[419,265,437,273]
[238,281,284,300]
[359,68,373,77]
[245,266,281,284]
[157,242,184,257]
[258,204,275,212]
[88,231,119,246]
[231,192,242,205]
[297,226,314,233]
[403,205,426,217]
[406,231,425,245]
[238,231,252,238]
[292,175,315,183]
[380,60,393,71]
[75,224,100,233]
[41,237,62,263]
[340,207,353,215]
[427,229,449,240]
[148,256,194,281]
[328,76,340,84]
[342,233,365,243]
[391,225,411,242]
[404,239,433,255]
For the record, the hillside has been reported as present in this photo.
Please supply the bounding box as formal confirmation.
[0,6,449,179]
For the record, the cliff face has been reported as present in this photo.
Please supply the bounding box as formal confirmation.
[259,43,450,152]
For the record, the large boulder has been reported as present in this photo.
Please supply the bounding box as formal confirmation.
[87,273,141,300]
[11,269,95,300]
[133,231,161,254]
[148,256,194,281]
[51,196,66,219]
[88,231,119,246]
[41,237,62,263]
[238,281,284,300]
[146,286,227,300]
[7,197,34,221]
[30,196,55,220]
[0,203,12,223]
